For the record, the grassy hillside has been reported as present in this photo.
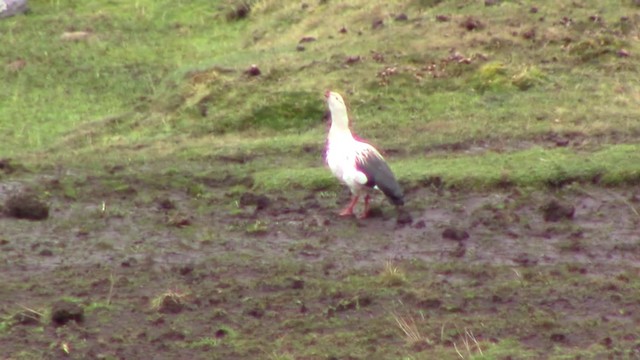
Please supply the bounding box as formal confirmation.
[2,0,640,189]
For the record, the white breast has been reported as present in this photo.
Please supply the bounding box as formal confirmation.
[326,136,368,191]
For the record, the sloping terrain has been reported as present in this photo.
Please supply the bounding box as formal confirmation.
[1,0,640,359]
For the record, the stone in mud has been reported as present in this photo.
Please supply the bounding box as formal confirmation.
[4,192,49,220]
[51,300,84,326]
[541,199,574,222]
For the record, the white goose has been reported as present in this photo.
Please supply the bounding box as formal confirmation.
[324,90,404,218]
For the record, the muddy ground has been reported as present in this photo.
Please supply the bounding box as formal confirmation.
[1,167,639,359]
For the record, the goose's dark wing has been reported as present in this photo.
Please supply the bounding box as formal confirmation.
[355,144,404,206]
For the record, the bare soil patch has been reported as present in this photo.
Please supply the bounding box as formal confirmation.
[1,170,639,358]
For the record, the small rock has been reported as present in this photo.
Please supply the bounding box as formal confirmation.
[51,300,84,326]
[4,192,49,221]
[617,49,630,58]
[244,64,261,76]
[296,44,305,51]
[442,227,469,241]
[372,19,384,29]
[339,26,347,34]
[485,0,499,6]
[435,14,450,22]
[394,13,408,21]
[541,199,574,222]
[299,36,316,43]
[530,6,539,13]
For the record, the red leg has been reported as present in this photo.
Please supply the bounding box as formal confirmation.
[359,195,371,219]
[339,195,359,216]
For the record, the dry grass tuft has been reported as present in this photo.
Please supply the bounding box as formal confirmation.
[380,261,407,286]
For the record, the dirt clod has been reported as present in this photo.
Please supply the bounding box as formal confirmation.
[239,192,271,211]
[226,2,250,21]
[38,249,53,257]
[436,14,450,22]
[0,158,18,173]
[522,28,536,40]
[121,257,137,267]
[244,64,261,77]
[244,304,265,318]
[157,198,176,210]
[215,328,228,338]
[4,192,49,221]
[51,300,84,326]
[460,16,484,31]
[541,199,575,222]
[345,55,361,64]
[372,19,384,29]
[156,295,185,314]
[442,227,469,241]
[396,209,413,225]
[394,13,408,21]
[290,278,305,290]
[449,244,466,258]
[13,311,41,326]
[617,49,630,57]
